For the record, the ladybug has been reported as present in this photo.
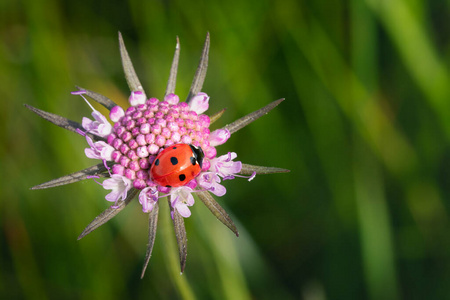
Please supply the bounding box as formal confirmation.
[150,143,204,188]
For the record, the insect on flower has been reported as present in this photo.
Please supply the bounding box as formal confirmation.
[26,33,289,277]
[150,143,204,187]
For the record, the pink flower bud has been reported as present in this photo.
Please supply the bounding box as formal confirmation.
[129,91,146,106]
[110,106,125,122]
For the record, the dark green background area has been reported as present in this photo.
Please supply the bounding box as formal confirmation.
[2,0,450,299]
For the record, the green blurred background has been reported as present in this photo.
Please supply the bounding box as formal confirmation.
[2,0,450,299]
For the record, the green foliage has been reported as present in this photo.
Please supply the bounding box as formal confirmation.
[1,0,450,299]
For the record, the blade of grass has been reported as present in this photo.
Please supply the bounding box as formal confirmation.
[352,1,399,298]
[365,0,450,137]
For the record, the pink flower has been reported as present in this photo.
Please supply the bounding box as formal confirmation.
[29,33,287,276]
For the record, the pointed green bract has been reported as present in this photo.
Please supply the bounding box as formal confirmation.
[240,163,290,175]
[224,98,285,134]
[77,189,139,240]
[165,37,180,97]
[24,104,100,141]
[170,200,188,273]
[141,202,160,279]
[186,33,210,104]
[209,108,227,125]
[119,32,147,97]
[31,162,113,190]
[196,191,239,237]
[75,86,117,110]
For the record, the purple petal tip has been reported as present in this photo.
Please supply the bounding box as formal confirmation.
[71,90,87,95]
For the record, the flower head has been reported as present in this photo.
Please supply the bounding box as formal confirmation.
[27,33,289,277]
[99,91,214,192]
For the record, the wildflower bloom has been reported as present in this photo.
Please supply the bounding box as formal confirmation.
[210,152,242,180]
[26,33,289,277]
[139,187,158,213]
[103,174,133,205]
[84,136,114,161]
[170,185,196,218]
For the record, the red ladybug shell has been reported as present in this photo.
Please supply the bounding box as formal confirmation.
[150,144,204,187]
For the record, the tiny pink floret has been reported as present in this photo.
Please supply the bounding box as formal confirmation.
[84,136,114,161]
[164,93,180,105]
[209,152,242,180]
[82,111,112,137]
[110,106,125,122]
[197,172,226,197]
[209,129,231,146]
[139,187,159,213]
[170,186,195,218]
[129,91,146,106]
[189,92,209,114]
[103,174,132,203]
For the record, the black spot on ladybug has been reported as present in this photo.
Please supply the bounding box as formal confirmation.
[166,185,171,188]
[154,159,160,166]
[170,157,178,165]
[190,157,197,165]
[179,174,186,182]
[172,146,177,149]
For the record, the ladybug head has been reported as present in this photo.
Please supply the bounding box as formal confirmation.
[189,144,204,169]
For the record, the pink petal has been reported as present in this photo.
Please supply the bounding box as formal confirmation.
[110,106,125,122]
[175,202,192,218]
[210,183,226,197]
[209,129,231,146]
[189,92,209,114]
[222,160,242,175]
[82,117,93,131]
